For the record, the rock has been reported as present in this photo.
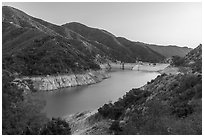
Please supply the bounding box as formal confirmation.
[20,70,110,91]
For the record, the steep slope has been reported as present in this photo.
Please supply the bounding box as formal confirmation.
[67,45,202,135]
[62,22,165,63]
[2,6,101,76]
[116,37,165,62]
[185,44,202,63]
[3,6,191,76]
[146,44,192,57]
[63,22,191,61]
[95,45,201,135]
[2,6,60,36]
[66,72,202,135]
[184,44,202,73]
[62,22,135,62]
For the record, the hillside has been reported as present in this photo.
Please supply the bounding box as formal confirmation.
[184,44,202,73]
[99,45,202,135]
[2,6,105,76]
[146,44,192,57]
[2,20,100,76]
[3,6,192,76]
[62,22,166,62]
[116,37,165,62]
[66,45,202,135]
[63,22,191,59]
[185,44,202,61]
[170,44,202,73]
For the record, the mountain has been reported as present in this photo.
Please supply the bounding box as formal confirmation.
[146,44,192,57]
[62,22,166,62]
[116,37,165,62]
[2,6,191,76]
[63,22,191,59]
[2,6,105,76]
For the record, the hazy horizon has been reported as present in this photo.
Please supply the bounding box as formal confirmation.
[2,2,202,48]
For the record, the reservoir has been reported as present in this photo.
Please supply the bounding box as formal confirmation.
[43,70,160,118]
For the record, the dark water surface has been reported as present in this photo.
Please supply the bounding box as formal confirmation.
[42,70,159,118]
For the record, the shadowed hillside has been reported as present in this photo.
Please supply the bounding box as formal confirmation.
[2,6,191,76]
[63,22,166,62]
[146,44,192,57]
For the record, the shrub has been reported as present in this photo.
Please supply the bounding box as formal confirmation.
[115,100,170,135]
[98,103,123,120]
[171,56,185,66]
[170,74,201,118]
[2,70,71,135]
[40,118,71,135]
[98,89,151,120]
[109,120,123,134]
[171,102,194,118]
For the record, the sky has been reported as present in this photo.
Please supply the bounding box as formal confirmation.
[2,2,202,48]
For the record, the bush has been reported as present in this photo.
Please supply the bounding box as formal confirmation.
[109,120,123,134]
[2,71,49,135]
[191,60,202,73]
[115,100,170,135]
[171,102,194,118]
[170,74,201,118]
[171,56,185,66]
[40,118,71,135]
[98,103,123,120]
[98,89,151,120]
[2,70,72,135]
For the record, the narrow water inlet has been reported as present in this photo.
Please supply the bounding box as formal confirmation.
[42,70,160,118]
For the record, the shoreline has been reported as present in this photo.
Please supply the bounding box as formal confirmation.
[157,65,180,75]
[15,63,173,92]
[63,63,175,134]
[16,70,110,91]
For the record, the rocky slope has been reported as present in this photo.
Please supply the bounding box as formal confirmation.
[185,44,202,61]
[184,44,202,73]
[16,70,110,91]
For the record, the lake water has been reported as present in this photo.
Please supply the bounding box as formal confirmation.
[43,70,159,118]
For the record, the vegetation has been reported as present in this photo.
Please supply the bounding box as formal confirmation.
[63,22,167,63]
[2,6,201,135]
[2,6,192,77]
[171,44,202,74]
[171,56,185,66]
[98,73,202,135]
[170,74,201,116]
[191,59,202,73]
[2,70,71,135]
[3,35,100,76]
[35,118,71,135]
[98,89,151,120]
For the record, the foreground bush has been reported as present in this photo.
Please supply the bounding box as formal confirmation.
[39,118,71,135]
[100,73,202,135]
[2,70,72,135]
[98,89,151,120]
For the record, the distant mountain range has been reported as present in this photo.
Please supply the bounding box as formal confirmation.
[2,6,192,76]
